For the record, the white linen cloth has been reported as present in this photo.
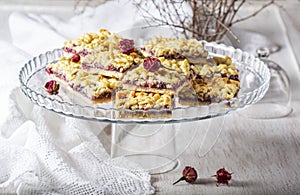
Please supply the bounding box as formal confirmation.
[0,1,155,194]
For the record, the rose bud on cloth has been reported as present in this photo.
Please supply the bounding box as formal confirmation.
[214,167,232,186]
[173,166,198,185]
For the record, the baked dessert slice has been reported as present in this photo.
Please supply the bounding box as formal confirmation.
[46,29,123,82]
[158,57,193,78]
[206,77,240,102]
[179,56,240,104]
[115,90,174,110]
[114,90,174,118]
[81,35,143,79]
[61,29,115,71]
[46,29,139,103]
[192,77,239,102]
[191,56,239,80]
[82,49,143,79]
[46,56,122,104]
[63,29,113,57]
[69,70,122,103]
[141,37,208,64]
[63,29,142,79]
[179,77,240,105]
[46,56,81,84]
[121,57,189,95]
[141,37,210,79]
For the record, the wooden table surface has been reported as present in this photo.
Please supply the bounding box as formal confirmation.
[152,106,300,194]
[152,2,300,194]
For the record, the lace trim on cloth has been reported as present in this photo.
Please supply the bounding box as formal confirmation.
[0,88,154,194]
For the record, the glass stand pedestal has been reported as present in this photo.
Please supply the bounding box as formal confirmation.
[111,116,225,174]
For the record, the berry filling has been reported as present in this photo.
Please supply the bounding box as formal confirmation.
[143,57,161,72]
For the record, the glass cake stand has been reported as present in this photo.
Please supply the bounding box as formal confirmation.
[19,41,270,174]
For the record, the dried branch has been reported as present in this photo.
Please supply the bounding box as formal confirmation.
[133,0,276,42]
[232,0,275,25]
[74,0,276,42]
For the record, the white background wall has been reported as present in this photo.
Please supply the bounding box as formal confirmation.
[0,0,107,41]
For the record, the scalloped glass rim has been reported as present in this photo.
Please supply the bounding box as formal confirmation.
[19,41,270,124]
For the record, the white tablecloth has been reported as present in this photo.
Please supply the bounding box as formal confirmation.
[0,1,154,194]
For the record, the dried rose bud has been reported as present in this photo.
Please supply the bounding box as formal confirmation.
[45,80,60,95]
[71,54,81,63]
[214,168,232,186]
[173,166,198,185]
[143,57,161,72]
[119,39,135,55]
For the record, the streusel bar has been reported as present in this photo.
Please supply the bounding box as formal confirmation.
[114,90,174,118]
[121,63,189,94]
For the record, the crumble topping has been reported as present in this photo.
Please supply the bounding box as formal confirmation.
[191,56,239,79]
[121,64,188,94]
[212,56,239,79]
[115,90,173,110]
[142,37,208,58]
[47,56,81,81]
[71,71,121,100]
[158,57,191,77]
[64,29,117,54]
[207,78,240,102]
[84,51,143,73]
[178,56,240,104]
[78,32,141,77]
[180,77,240,103]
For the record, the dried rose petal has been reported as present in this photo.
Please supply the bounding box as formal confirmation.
[71,54,81,63]
[173,166,198,185]
[119,39,135,55]
[215,168,232,186]
[45,80,60,95]
[143,57,161,72]
[45,67,53,74]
